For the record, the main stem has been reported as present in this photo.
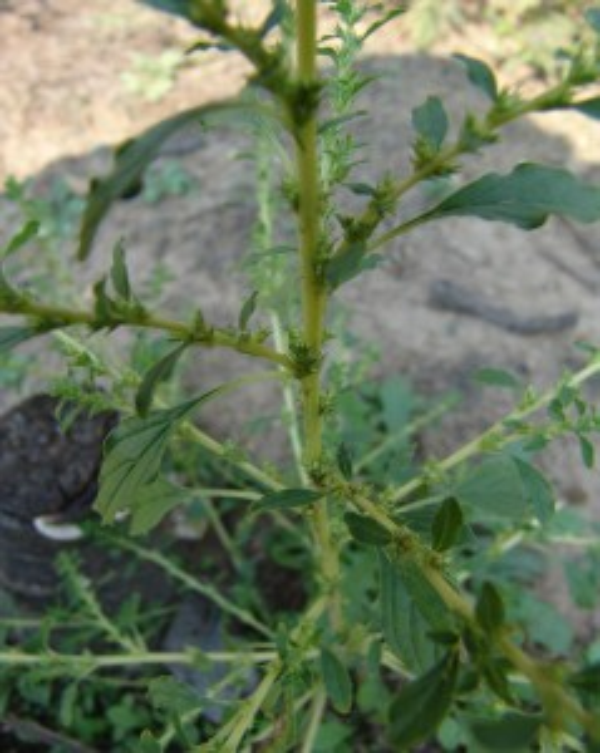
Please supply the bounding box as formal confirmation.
[295,0,340,624]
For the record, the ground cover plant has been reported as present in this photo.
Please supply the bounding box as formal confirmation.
[1,0,600,750]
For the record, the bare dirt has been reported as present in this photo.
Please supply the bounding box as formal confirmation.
[1,1,600,631]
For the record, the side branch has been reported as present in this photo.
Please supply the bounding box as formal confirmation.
[0,298,293,370]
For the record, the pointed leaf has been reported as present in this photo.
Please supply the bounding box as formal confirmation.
[238,290,259,331]
[474,367,522,391]
[96,388,224,522]
[388,651,459,748]
[129,478,191,536]
[336,442,353,480]
[431,498,464,552]
[254,488,324,511]
[321,647,353,714]
[325,243,382,289]
[0,325,38,353]
[135,342,189,417]
[475,582,505,634]
[1,219,39,259]
[578,434,595,469]
[412,96,449,150]
[78,98,257,259]
[345,512,392,547]
[454,54,498,101]
[421,164,600,230]
[259,0,287,39]
[379,551,438,672]
[110,241,132,301]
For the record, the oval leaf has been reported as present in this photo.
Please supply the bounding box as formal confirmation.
[455,454,528,520]
[321,647,353,715]
[422,163,600,231]
[431,498,464,552]
[475,582,505,634]
[412,95,449,150]
[454,54,498,101]
[345,512,392,547]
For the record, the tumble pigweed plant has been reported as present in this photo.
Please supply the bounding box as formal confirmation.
[2,1,600,750]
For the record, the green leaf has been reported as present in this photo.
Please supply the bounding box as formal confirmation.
[475,582,505,633]
[78,98,257,259]
[325,243,382,289]
[148,675,204,715]
[135,342,189,417]
[238,290,259,331]
[0,325,38,353]
[345,512,392,547]
[388,651,459,748]
[455,455,528,520]
[578,434,595,469]
[379,551,438,672]
[129,478,191,535]
[431,498,464,552]
[110,240,132,301]
[254,488,324,511]
[412,96,448,150]
[336,442,354,480]
[474,367,522,391]
[468,712,542,752]
[513,458,555,523]
[259,0,286,39]
[385,551,455,633]
[454,54,498,101]
[420,163,600,230]
[321,647,353,715]
[95,389,223,523]
[1,219,39,259]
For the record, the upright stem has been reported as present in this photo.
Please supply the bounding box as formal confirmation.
[296,0,325,467]
[295,0,341,626]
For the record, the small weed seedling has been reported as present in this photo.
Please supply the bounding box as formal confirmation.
[2,1,600,750]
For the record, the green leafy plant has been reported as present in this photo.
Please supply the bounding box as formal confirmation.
[2,1,600,750]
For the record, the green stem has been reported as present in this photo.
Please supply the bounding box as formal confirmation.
[329,80,574,266]
[0,650,276,669]
[301,689,327,753]
[101,534,274,639]
[4,299,292,369]
[295,0,341,628]
[390,357,600,504]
